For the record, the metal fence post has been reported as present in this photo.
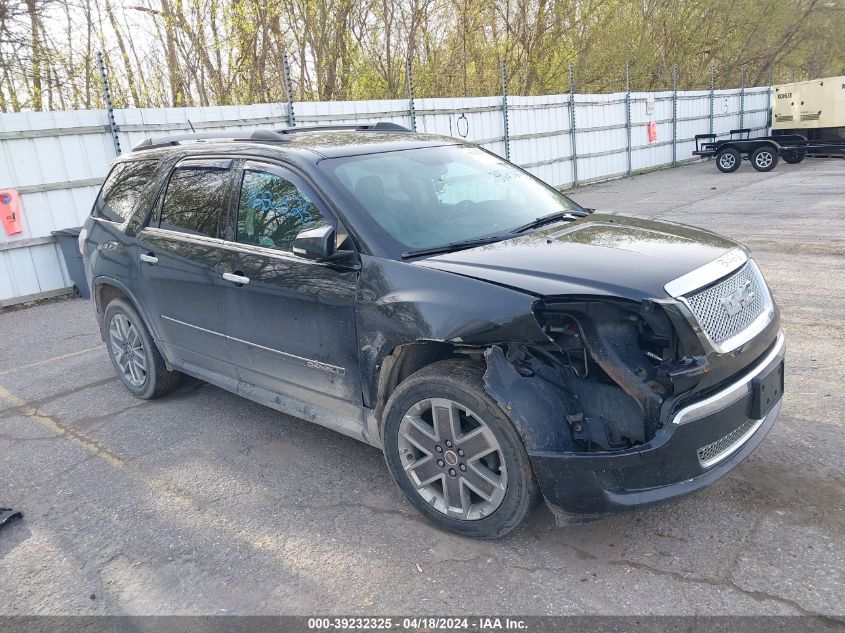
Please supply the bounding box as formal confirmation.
[767,68,773,134]
[568,63,578,186]
[709,66,715,136]
[625,63,632,177]
[405,56,417,132]
[791,68,796,83]
[96,51,121,156]
[501,60,510,161]
[671,64,678,166]
[281,53,296,127]
[739,68,746,131]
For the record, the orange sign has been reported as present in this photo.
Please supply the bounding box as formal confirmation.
[647,121,658,143]
[1,189,23,236]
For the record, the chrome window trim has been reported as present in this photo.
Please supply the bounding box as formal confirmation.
[664,247,748,298]
[139,226,329,265]
[672,330,784,425]
[214,238,324,263]
[140,225,228,247]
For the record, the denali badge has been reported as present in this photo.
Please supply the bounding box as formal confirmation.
[307,360,346,376]
[721,279,756,317]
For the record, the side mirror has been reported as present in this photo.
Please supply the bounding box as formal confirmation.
[293,225,335,261]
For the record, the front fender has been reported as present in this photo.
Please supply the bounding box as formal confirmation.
[356,256,547,408]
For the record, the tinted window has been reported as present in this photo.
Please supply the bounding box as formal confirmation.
[236,169,326,252]
[159,162,231,238]
[92,160,159,222]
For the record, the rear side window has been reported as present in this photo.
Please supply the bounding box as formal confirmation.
[92,160,159,222]
[158,161,231,238]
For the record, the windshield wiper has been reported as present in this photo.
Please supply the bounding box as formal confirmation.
[401,235,508,259]
[509,210,585,234]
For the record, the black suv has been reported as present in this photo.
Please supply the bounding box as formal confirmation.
[82,123,784,538]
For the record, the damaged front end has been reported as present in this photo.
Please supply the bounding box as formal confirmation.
[482,295,784,523]
[485,298,690,453]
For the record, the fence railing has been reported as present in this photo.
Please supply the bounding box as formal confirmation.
[0,85,770,305]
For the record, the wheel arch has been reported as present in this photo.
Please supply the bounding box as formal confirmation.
[375,341,574,455]
[92,277,170,368]
[748,140,780,155]
[374,340,472,426]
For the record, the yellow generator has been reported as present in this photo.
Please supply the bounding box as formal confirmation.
[772,76,845,141]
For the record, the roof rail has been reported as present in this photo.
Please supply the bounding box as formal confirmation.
[277,122,410,134]
[131,121,411,152]
[132,129,287,152]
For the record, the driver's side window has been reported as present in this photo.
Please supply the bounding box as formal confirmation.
[236,168,327,252]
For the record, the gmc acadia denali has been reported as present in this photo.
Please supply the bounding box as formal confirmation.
[81,123,784,538]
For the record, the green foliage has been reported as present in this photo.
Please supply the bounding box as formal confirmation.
[0,0,842,110]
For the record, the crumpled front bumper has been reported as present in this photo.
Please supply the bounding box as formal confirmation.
[530,331,785,524]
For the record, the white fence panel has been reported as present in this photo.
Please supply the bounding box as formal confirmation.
[415,96,507,158]
[575,93,628,183]
[630,92,672,171]
[508,94,572,186]
[1,86,771,304]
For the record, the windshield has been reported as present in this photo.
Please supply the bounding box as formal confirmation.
[320,145,582,256]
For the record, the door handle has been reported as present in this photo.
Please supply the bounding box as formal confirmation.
[139,252,158,265]
[222,271,250,286]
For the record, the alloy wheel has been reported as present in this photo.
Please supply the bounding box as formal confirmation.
[719,153,736,170]
[109,313,148,387]
[397,398,507,520]
[755,151,773,169]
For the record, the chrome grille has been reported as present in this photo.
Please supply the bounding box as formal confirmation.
[697,418,760,467]
[683,261,769,348]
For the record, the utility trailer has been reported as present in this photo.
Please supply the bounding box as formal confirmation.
[693,129,845,173]
[695,75,845,172]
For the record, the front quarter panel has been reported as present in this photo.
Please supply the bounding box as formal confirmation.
[356,255,546,408]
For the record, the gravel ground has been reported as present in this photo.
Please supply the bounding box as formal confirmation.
[0,158,843,617]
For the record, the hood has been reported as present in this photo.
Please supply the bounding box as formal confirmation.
[414,213,741,300]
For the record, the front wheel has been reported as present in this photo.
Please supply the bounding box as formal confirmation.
[750,146,779,172]
[716,148,741,173]
[382,360,539,539]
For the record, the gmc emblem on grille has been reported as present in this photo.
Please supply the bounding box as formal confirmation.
[720,280,755,317]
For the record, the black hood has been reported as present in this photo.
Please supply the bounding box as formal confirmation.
[414,213,741,300]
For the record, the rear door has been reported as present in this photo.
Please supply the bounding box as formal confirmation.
[216,160,362,415]
[136,157,238,378]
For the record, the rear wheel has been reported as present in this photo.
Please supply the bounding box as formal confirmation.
[382,360,538,538]
[104,298,181,399]
[782,149,806,164]
[750,146,779,172]
[715,148,741,173]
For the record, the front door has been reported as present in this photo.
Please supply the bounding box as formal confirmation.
[136,157,238,378]
[216,160,362,416]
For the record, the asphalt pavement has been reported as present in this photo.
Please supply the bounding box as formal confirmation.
[0,158,842,617]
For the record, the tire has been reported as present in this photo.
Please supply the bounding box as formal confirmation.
[782,149,806,164]
[715,147,741,173]
[750,146,779,172]
[103,298,181,399]
[382,359,539,539]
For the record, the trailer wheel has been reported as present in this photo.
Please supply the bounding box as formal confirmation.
[782,149,806,164]
[750,146,779,172]
[716,148,741,173]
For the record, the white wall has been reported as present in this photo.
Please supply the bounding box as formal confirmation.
[0,86,770,304]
